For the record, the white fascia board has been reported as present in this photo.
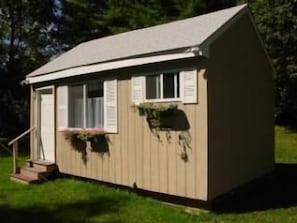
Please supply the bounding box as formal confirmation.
[27,52,197,84]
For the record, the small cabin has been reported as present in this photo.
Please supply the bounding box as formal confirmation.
[16,4,274,202]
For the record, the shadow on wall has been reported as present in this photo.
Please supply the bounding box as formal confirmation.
[91,135,110,154]
[67,135,110,164]
[159,109,191,131]
[147,109,192,162]
[212,163,297,213]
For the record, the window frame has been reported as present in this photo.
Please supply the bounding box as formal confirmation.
[144,69,181,103]
[68,80,104,129]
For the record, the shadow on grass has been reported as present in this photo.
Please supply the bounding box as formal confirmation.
[213,163,297,213]
[0,195,127,223]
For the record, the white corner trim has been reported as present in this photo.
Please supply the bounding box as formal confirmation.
[27,52,197,84]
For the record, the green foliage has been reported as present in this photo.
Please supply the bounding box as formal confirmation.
[137,103,177,119]
[0,0,59,136]
[62,128,106,142]
[58,0,237,47]
[246,0,297,126]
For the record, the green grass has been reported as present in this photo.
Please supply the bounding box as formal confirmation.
[0,126,297,223]
[275,126,297,163]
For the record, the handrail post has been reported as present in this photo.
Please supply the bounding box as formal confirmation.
[12,141,19,174]
[8,127,35,175]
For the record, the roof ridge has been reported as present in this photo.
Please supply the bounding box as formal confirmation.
[81,4,247,47]
[27,4,247,78]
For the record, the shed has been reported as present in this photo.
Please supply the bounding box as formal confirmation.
[15,4,274,202]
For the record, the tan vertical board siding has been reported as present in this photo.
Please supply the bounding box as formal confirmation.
[176,105,187,197]
[207,13,274,200]
[150,127,160,192]
[120,78,129,185]
[127,80,136,186]
[142,120,151,190]
[167,130,177,195]
[159,132,168,193]
[135,111,144,188]
[89,145,97,180]
[55,89,65,173]
[195,69,208,200]
[54,60,209,200]
[98,141,104,181]
[100,134,111,183]
[184,104,196,198]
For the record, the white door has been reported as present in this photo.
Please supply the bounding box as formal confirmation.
[38,88,55,162]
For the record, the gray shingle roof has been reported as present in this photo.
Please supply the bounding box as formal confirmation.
[27,4,247,77]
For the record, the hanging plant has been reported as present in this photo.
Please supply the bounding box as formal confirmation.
[62,128,106,143]
[61,128,106,163]
[136,103,178,129]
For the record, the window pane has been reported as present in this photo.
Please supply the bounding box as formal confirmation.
[86,82,104,128]
[163,72,175,98]
[146,75,161,99]
[69,85,84,128]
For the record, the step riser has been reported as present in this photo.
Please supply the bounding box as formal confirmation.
[10,176,31,184]
[32,164,56,172]
[20,168,41,179]
[10,174,41,184]
[27,160,57,172]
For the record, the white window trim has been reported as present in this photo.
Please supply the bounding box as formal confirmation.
[57,85,68,130]
[144,98,182,103]
[144,71,181,102]
[132,67,197,105]
[67,81,105,129]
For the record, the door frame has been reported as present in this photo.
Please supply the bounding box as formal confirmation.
[36,86,55,162]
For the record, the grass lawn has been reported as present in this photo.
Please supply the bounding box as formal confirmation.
[0,126,297,223]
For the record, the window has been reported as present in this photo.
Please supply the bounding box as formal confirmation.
[68,82,104,128]
[68,85,84,128]
[132,68,197,105]
[145,72,180,100]
[58,79,117,133]
[87,82,104,128]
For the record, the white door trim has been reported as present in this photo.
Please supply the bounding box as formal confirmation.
[36,86,55,162]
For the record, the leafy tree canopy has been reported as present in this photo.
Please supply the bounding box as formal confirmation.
[245,0,297,125]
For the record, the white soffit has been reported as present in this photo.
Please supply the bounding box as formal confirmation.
[27,52,196,84]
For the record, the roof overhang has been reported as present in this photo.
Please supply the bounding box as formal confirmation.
[26,50,200,84]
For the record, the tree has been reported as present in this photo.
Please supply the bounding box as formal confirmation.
[56,0,107,48]
[58,0,237,47]
[246,0,297,126]
[0,0,59,135]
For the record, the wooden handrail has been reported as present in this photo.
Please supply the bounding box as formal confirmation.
[8,126,35,146]
[8,126,35,174]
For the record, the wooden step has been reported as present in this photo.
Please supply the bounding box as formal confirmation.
[29,160,57,172]
[10,174,41,184]
[20,166,47,179]
[11,160,58,184]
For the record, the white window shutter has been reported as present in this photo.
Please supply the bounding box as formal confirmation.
[104,79,118,133]
[57,86,68,129]
[181,69,197,104]
[131,75,145,105]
